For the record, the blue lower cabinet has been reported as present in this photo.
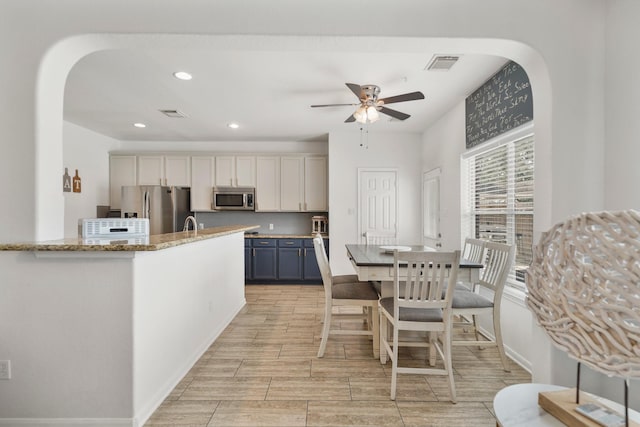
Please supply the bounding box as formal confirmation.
[278,239,303,280]
[251,239,277,280]
[303,238,327,281]
[245,237,328,284]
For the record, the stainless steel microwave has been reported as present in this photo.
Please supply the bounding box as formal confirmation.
[212,187,255,211]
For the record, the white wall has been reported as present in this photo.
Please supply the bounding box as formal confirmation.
[604,0,640,211]
[132,233,245,423]
[0,252,135,420]
[550,0,640,408]
[328,130,423,275]
[420,103,466,251]
[63,122,119,237]
[0,232,246,425]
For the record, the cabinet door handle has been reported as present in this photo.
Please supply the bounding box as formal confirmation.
[259,241,269,245]
[304,248,307,256]
[252,248,255,256]
[286,241,294,245]
[298,248,301,256]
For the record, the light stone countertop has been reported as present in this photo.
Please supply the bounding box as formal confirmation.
[0,224,260,252]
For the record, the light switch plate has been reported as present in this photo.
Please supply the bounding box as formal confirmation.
[0,360,11,380]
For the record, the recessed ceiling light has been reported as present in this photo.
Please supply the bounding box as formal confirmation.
[173,71,192,81]
[133,123,146,128]
[227,123,240,129]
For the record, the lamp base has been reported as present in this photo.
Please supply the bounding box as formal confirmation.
[538,389,637,427]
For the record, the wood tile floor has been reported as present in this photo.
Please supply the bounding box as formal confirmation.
[144,285,531,426]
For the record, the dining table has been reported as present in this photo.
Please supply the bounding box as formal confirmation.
[346,243,483,298]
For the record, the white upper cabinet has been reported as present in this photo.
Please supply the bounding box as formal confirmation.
[109,155,137,209]
[164,155,191,187]
[190,156,215,211]
[255,156,280,211]
[215,156,256,187]
[280,156,305,211]
[280,156,328,211]
[304,156,328,211]
[137,155,164,185]
[137,155,190,186]
[236,156,256,187]
[110,153,325,212]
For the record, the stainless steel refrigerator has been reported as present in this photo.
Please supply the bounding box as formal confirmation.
[120,186,191,235]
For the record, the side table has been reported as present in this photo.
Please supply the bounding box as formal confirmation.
[494,383,640,427]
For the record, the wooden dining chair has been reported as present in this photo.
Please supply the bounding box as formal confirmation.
[313,235,380,358]
[364,231,398,245]
[451,241,515,371]
[459,238,486,291]
[379,250,460,402]
[461,237,486,264]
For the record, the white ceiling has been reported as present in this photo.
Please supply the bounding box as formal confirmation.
[63,41,509,142]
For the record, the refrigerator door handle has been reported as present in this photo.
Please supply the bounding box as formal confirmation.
[143,190,150,219]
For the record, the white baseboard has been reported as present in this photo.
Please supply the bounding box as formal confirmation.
[476,325,532,374]
[0,419,135,427]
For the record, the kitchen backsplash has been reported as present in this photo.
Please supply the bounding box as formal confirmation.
[193,211,328,235]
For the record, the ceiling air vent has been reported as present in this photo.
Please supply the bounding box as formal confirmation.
[425,55,460,71]
[159,109,187,118]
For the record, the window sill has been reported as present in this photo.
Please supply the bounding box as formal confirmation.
[503,285,527,307]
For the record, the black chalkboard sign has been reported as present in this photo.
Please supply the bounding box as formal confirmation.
[465,61,533,148]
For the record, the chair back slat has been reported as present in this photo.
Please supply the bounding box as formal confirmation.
[394,250,460,311]
[478,241,515,295]
[462,237,486,263]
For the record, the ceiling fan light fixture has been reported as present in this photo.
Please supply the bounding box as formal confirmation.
[367,106,380,123]
[354,106,367,124]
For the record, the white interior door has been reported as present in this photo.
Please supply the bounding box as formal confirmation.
[358,169,398,243]
[423,168,441,249]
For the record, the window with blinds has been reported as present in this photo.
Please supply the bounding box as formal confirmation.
[461,132,534,290]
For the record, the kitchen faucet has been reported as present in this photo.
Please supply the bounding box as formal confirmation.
[183,215,198,232]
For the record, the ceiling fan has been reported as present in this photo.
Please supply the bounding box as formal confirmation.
[311,83,425,123]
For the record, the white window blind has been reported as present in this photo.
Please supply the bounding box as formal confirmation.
[461,132,534,290]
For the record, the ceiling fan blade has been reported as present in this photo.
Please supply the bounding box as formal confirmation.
[379,106,410,121]
[344,114,356,123]
[378,91,425,105]
[311,103,358,108]
[345,83,362,99]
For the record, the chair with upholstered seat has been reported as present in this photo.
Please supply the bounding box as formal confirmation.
[459,238,486,291]
[451,241,515,371]
[314,235,380,358]
[379,250,460,402]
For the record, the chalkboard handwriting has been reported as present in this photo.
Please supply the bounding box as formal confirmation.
[465,61,533,148]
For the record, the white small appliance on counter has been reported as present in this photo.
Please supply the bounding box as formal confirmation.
[312,216,328,235]
[79,218,150,238]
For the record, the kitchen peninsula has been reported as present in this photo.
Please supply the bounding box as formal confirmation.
[0,224,257,426]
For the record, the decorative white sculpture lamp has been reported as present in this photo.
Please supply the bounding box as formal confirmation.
[526,210,640,425]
